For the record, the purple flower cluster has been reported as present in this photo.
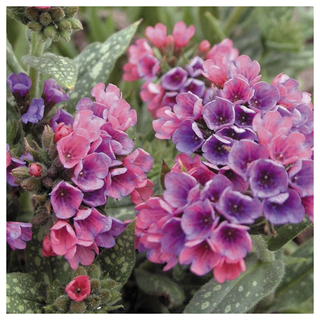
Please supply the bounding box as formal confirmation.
[135,154,254,283]
[44,83,154,269]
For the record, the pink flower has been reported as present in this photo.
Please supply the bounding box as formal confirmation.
[123,63,140,82]
[29,163,42,177]
[198,40,211,55]
[42,236,57,257]
[140,82,165,118]
[172,21,195,49]
[206,38,239,61]
[145,23,167,48]
[137,55,160,81]
[213,257,246,283]
[6,222,32,250]
[130,179,154,205]
[202,55,228,88]
[65,275,91,302]
[54,122,72,142]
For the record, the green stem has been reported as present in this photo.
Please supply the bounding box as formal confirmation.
[252,235,275,262]
[204,11,226,42]
[28,32,45,100]
[224,7,247,35]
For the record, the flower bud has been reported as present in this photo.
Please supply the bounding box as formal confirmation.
[41,125,54,152]
[69,301,86,313]
[90,279,101,294]
[73,266,87,277]
[101,278,116,290]
[33,193,48,205]
[29,163,42,177]
[37,31,48,43]
[67,18,83,31]
[86,294,101,310]
[63,7,79,18]
[20,177,41,192]
[44,25,60,42]
[54,123,72,142]
[87,263,101,279]
[27,21,43,32]
[44,305,58,313]
[99,289,111,303]
[25,7,39,21]
[54,295,70,312]
[198,40,210,54]
[11,166,30,179]
[60,30,71,42]
[58,19,72,31]
[39,11,52,26]
[51,7,65,22]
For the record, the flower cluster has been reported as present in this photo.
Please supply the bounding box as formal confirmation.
[7,74,154,270]
[123,21,225,117]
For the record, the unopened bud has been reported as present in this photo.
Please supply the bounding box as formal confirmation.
[25,7,39,21]
[54,295,70,312]
[90,279,101,294]
[44,25,59,42]
[100,289,111,303]
[69,300,86,313]
[87,263,101,280]
[58,19,72,31]
[73,266,87,277]
[39,11,52,26]
[54,123,72,142]
[27,21,43,32]
[37,31,48,43]
[29,163,43,177]
[60,30,71,42]
[41,125,54,152]
[20,177,41,192]
[11,166,30,179]
[63,7,79,18]
[86,294,101,310]
[33,193,48,205]
[101,278,116,290]
[51,7,65,22]
[44,305,58,313]
[67,18,83,31]
[198,40,210,54]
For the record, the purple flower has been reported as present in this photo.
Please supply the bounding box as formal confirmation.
[203,87,214,105]
[57,132,91,169]
[42,78,69,106]
[7,157,26,186]
[234,104,256,127]
[21,98,44,124]
[173,92,203,120]
[95,217,126,248]
[249,82,280,112]
[202,134,232,166]
[51,108,74,130]
[72,153,111,192]
[202,97,235,131]
[186,56,204,77]
[172,120,205,154]
[6,222,32,250]
[73,208,112,246]
[221,76,253,104]
[247,159,288,198]
[181,199,218,240]
[137,54,160,81]
[161,91,178,108]
[209,221,252,261]
[218,187,262,224]
[51,181,84,219]
[262,190,305,224]
[161,67,188,91]
[288,159,313,197]
[180,78,205,97]
[7,73,31,97]
[221,167,249,193]
[163,172,198,209]
[228,140,269,179]
[82,185,107,207]
[216,126,256,141]
[179,240,221,276]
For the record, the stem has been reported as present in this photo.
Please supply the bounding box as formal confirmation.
[224,7,247,35]
[204,11,226,42]
[28,32,45,100]
[252,235,275,262]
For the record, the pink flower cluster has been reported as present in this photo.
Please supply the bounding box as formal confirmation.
[43,83,154,269]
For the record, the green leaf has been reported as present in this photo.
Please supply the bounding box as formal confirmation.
[7,7,29,25]
[7,273,42,313]
[183,254,284,313]
[96,220,136,285]
[160,159,171,190]
[135,268,185,309]
[105,196,136,221]
[21,52,78,89]
[67,20,141,107]
[7,39,24,74]
[268,238,313,313]
[267,217,313,251]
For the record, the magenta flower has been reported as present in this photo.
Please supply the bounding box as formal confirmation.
[209,221,252,261]
[54,122,72,142]
[57,132,90,169]
[50,220,77,256]
[153,107,181,140]
[21,98,45,124]
[202,97,235,131]
[145,23,167,48]
[218,187,262,224]
[51,108,74,130]
[161,91,178,108]
[173,92,203,121]
[179,240,221,276]
[262,190,305,224]
[123,62,140,82]
[42,78,69,106]
[214,257,246,283]
[221,76,254,104]
[51,181,84,219]
[186,56,204,77]
[172,21,195,49]
[42,236,56,257]
[202,134,232,166]
[247,159,288,198]
[7,73,31,97]
[202,55,228,88]
[128,38,154,64]
[234,104,256,127]
[137,54,160,81]
[249,82,280,112]
[217,125,256,142]
[95,217,125,248]
[173,120,205,154]
[29,163,42,177]
[230,55,261,85]
[140,82,164,117]
[65,275,91,302]
[181,199,218,240]
[130,179,154,205]
[161,67,188,91]
[6,222,32,250]
[180,78,205,97]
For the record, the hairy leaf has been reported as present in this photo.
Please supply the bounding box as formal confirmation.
[7,39,24,74]
[7,273,42,313]
[67,20,141,107]
[183,254,284,313]
[96,220,136,285]
[105,196,136,221]
[7,7,29,25]
[21,53,78,89]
